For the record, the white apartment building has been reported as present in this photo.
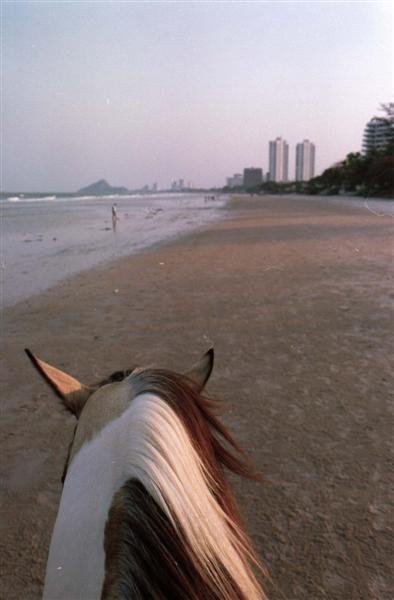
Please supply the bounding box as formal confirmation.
[362,117,393,154]
[269,137,289,182]
[295,140,316,181]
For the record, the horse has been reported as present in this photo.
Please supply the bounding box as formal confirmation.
[26,347,266,599]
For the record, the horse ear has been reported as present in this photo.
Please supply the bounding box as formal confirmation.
[184,348,214,390]
[25,349,92,417]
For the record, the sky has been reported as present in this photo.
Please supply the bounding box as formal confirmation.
[2,1,393,191]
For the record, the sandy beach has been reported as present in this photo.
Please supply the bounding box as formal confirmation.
[1,194,393,599]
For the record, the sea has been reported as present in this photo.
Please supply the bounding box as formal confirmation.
[1,193,227,307]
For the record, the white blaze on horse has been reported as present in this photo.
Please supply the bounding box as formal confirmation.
[27,348,266,599]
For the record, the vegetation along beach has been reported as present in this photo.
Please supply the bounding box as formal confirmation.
[1,194,393,599]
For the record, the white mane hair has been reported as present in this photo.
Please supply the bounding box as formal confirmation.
[122,393,263,599]
[44,391,265,599]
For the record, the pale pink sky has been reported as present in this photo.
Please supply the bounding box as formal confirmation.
[3,1,393,191]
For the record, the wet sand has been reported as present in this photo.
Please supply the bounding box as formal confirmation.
[1,195,393,599]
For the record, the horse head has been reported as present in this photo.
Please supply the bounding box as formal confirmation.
[27,347,266,599]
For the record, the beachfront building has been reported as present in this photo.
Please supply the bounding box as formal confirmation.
[243,168,263,189]
[362,117,394,154]
[295,140,316,181]
[268,137,289,182]
[226,173,243,188]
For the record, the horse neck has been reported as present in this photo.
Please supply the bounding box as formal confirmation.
[44,396,138,600]
[45,391,264,600]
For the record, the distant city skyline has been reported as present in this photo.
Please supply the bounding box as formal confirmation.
[3,2,392,191]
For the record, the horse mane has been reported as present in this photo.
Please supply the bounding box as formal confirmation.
[101,368,266,599]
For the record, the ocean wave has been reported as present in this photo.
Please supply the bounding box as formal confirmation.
[5,195,57,202]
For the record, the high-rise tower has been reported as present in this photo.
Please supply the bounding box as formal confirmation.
[295,140,316,181]
[269,137,289,182]
[362,117,394,154]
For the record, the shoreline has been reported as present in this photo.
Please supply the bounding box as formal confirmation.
[4,193,393,310]
[2,194,393,599]
[2,193,228,308]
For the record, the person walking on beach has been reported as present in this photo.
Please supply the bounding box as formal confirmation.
[111,204,118,231]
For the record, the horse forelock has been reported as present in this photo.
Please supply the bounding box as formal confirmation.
[96,368,135,386]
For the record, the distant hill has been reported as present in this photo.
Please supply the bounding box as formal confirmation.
[78,179,129,196]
